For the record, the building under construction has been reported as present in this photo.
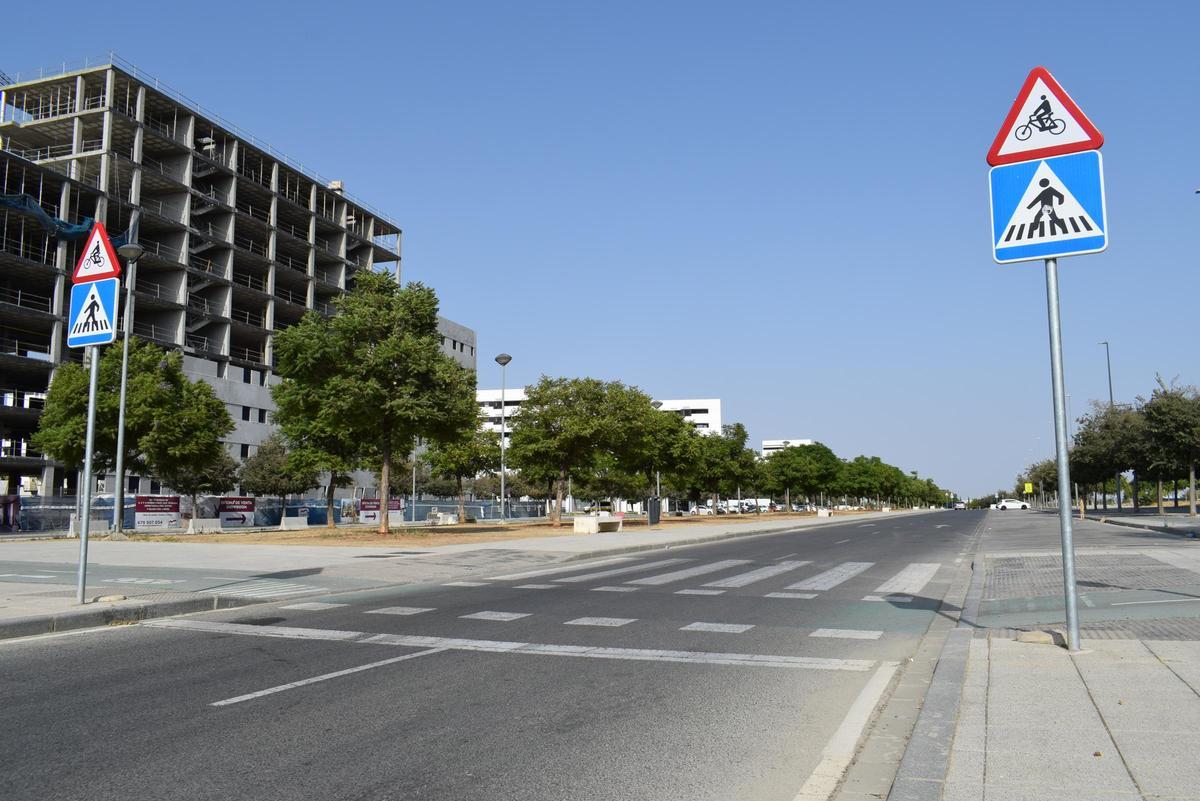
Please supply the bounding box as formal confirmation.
[0,55,476,501]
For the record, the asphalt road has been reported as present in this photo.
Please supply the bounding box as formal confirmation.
[1,511,980,801]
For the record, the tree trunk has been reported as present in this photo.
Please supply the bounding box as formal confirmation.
[1174,479,1179,509]
[551,469,564,526]
[1190,463,1197,518]
[279,494,287,530]
[1132,476,1139,511]
[1102,480,1108,510]
[457,475,466,523]
[326,475,337,530]
[1157,478,1164,515]
[379,444,391,535]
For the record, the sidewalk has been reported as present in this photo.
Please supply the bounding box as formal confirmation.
[0,509,911,640]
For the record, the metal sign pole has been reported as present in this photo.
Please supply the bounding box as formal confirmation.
[77,344,102,603]
[1044,257,1081,650]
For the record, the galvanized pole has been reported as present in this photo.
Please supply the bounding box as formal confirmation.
[77,345,102,603]
[1100,340,1120,510]
[112,257,137,532]
[1045,258,1081,650]
[499,364,507,522]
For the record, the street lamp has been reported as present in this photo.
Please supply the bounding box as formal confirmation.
[1099,341,1120,509]
[111,230,144,535]
[495,353,512,522]
[651,401,663,498]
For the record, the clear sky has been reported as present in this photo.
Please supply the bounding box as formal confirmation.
[7,1,1198,495]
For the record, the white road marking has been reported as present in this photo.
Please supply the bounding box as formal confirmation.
[861,595,913,603]
[443,581,489,587]
[210,648,448,707]
[565,617,636,627]
[703,560,811,588]
[486,556,635,581]
[1081,595,1095,608]
[676,589,725,596]
[1111,598,1200,606]
[554,558,690,583]
[592,586,638,593]
[460,611,531,622]
[776,553,799,560]
[364,606,434,616]
[874,563,940,595]
[767,592,818,599]
[207,580,315,598]
[835,539,851,544]
[0,574,55,579]
[627,559,752,586]
[791,662,899,801]
[104,577,185,585]
[143,620,875,671]
[681,622,755,634]
[515,584,560,590]
[279,602,348,611]
[787,562,873,591]
[935,524,950,528]
[856,524,874,528]
[811,628,883,640]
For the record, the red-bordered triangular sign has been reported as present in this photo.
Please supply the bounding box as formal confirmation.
[986,66,1103,166]
[72,221,122,283]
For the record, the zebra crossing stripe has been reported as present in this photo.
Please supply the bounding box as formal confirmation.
[786,562,874,591]
[208,581,314,598]
[626,560,752,586]
[873,563,940,595]
[703,560,811,588]
[554,558,690,583]
[811,628,883,640]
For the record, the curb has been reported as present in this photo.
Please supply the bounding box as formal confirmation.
[1091,516,1200,539]
[0,595,261,642]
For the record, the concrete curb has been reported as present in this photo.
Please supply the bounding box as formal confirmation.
[0,595,260,642]
[1090,516,1200,539]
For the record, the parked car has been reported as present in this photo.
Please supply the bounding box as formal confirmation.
[996,498,1029,510]
[954,501,966,510]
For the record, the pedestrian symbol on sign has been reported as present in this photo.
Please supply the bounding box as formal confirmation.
[1027,178,1067,237]
[70,283,113,336]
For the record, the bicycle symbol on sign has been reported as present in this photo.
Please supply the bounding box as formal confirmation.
[1015,94,1067,140]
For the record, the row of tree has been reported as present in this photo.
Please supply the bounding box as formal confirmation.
[1016,378,1200,515]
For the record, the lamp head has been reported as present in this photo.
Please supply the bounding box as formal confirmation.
[116,242,145,261]
[494,353,512,367]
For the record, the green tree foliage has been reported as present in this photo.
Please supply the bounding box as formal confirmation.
[144,377,236,512]
[1140,380,1200,516]
[237,433,318,526]
[160,450,240,521]
[425,426,502,522]
[763,442,841,504]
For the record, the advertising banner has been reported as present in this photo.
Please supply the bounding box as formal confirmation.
[359,498,404,525]
[134,495,181,530]
[218,497,256,528]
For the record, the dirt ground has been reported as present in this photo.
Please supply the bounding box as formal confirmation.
[123,510,864,548]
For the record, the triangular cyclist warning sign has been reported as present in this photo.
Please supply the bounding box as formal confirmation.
[997,160,1101,248]
[986,66,1103,166]
[72,221,122,283]
[69,281,114,337]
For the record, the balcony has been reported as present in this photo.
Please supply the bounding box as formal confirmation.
[0,231,55,267]
[233,234,267,257]
[236,198,271,224]
[275,253,308,274]
[229,344,263,363]
[0,286,53,314]
[0,439,44,461]
[0,336,52,361]
[140,238,186,265]
[131,320,176,345]
[273,286,307,307]
[230,308,264,327]
[231,272,267,292]
[187,295,220,315]
[189,255,227,280]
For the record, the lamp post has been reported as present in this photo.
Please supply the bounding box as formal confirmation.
[1099,340,1120,509]
[495,353,512,522]
[112,231,145,535]
[651,401,663,497]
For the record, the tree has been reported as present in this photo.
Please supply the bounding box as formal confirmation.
[32,339,187,476]
[143,377,236,515]
[425,426,501,522]
[667,423,754,512]
[1141,379,1200,516]
[238,433,318,526]
[158,450,240,523]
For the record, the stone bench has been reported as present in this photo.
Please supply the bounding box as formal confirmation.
[573,515,623,534]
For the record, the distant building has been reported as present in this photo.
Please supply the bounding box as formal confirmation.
[761,438,815,457]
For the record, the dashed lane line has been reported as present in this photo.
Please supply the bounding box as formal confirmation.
[564,617,636,627]
[459,611,531,622]
[364,607,434,616]
[681,622,755,634]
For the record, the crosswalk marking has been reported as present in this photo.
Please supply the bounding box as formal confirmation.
[486,556,635,581]
[766,592,818,599]
[460,611,531,622]
[364,607,434,616]
[702,560,811,588]
[515,584,560,590]
[1003,214,1093,243]
[207,580,314,598]
[681,622,754,634]
[592,586,638,593]
[443,581,489,587]
[676,589,724,596]
[874,563,940,595]
[811,628,882,640]
[862,595,913,603]
[554,558,690,583]
[786,562,874,591]
[565,617,636,627]
[627,560,752,586]
[279,602,347,611]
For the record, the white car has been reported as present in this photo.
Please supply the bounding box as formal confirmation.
[996,498,1029,510]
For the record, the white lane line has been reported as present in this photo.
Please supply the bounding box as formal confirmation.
[767,592,818,599]
[515,584,560,590]
[676,589,725,596]
[565,617,636,627]
[592,586,638,593]
[787,562,874,591]
[0,574,56,579]
[485,556,635,581]
[443,581,489,587]
[776,553,799,560]
[856,524,874,528]
[791,662,899,801]
[554,558,691,584]
[703,560,811,588]
[811,628,883,640]
[143,620,875,671]
[874,563,941,595]
[861,595,913,603]
[460,611,531,622]
[1111,598,1200,606]
[210,648,448,707]
[835,539,851,544]
[626,559,752,586]
[364,606,434,616]
[279,602,348,611]
[681,622,755,634]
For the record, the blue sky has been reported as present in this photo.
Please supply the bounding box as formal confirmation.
[7,1,1198,495]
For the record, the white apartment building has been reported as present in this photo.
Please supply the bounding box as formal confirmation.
[762,438,815,457]
[476,390,722,444]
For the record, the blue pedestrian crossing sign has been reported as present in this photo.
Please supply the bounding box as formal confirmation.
[989,150,1107,264]
[67,277,119,348]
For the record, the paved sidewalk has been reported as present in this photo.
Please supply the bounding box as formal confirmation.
[0,509,912,639]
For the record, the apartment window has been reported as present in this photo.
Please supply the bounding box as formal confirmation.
[242,406,251,421]
[240,444,250,459]
[243,367,253,384]
[258,409,267,424]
